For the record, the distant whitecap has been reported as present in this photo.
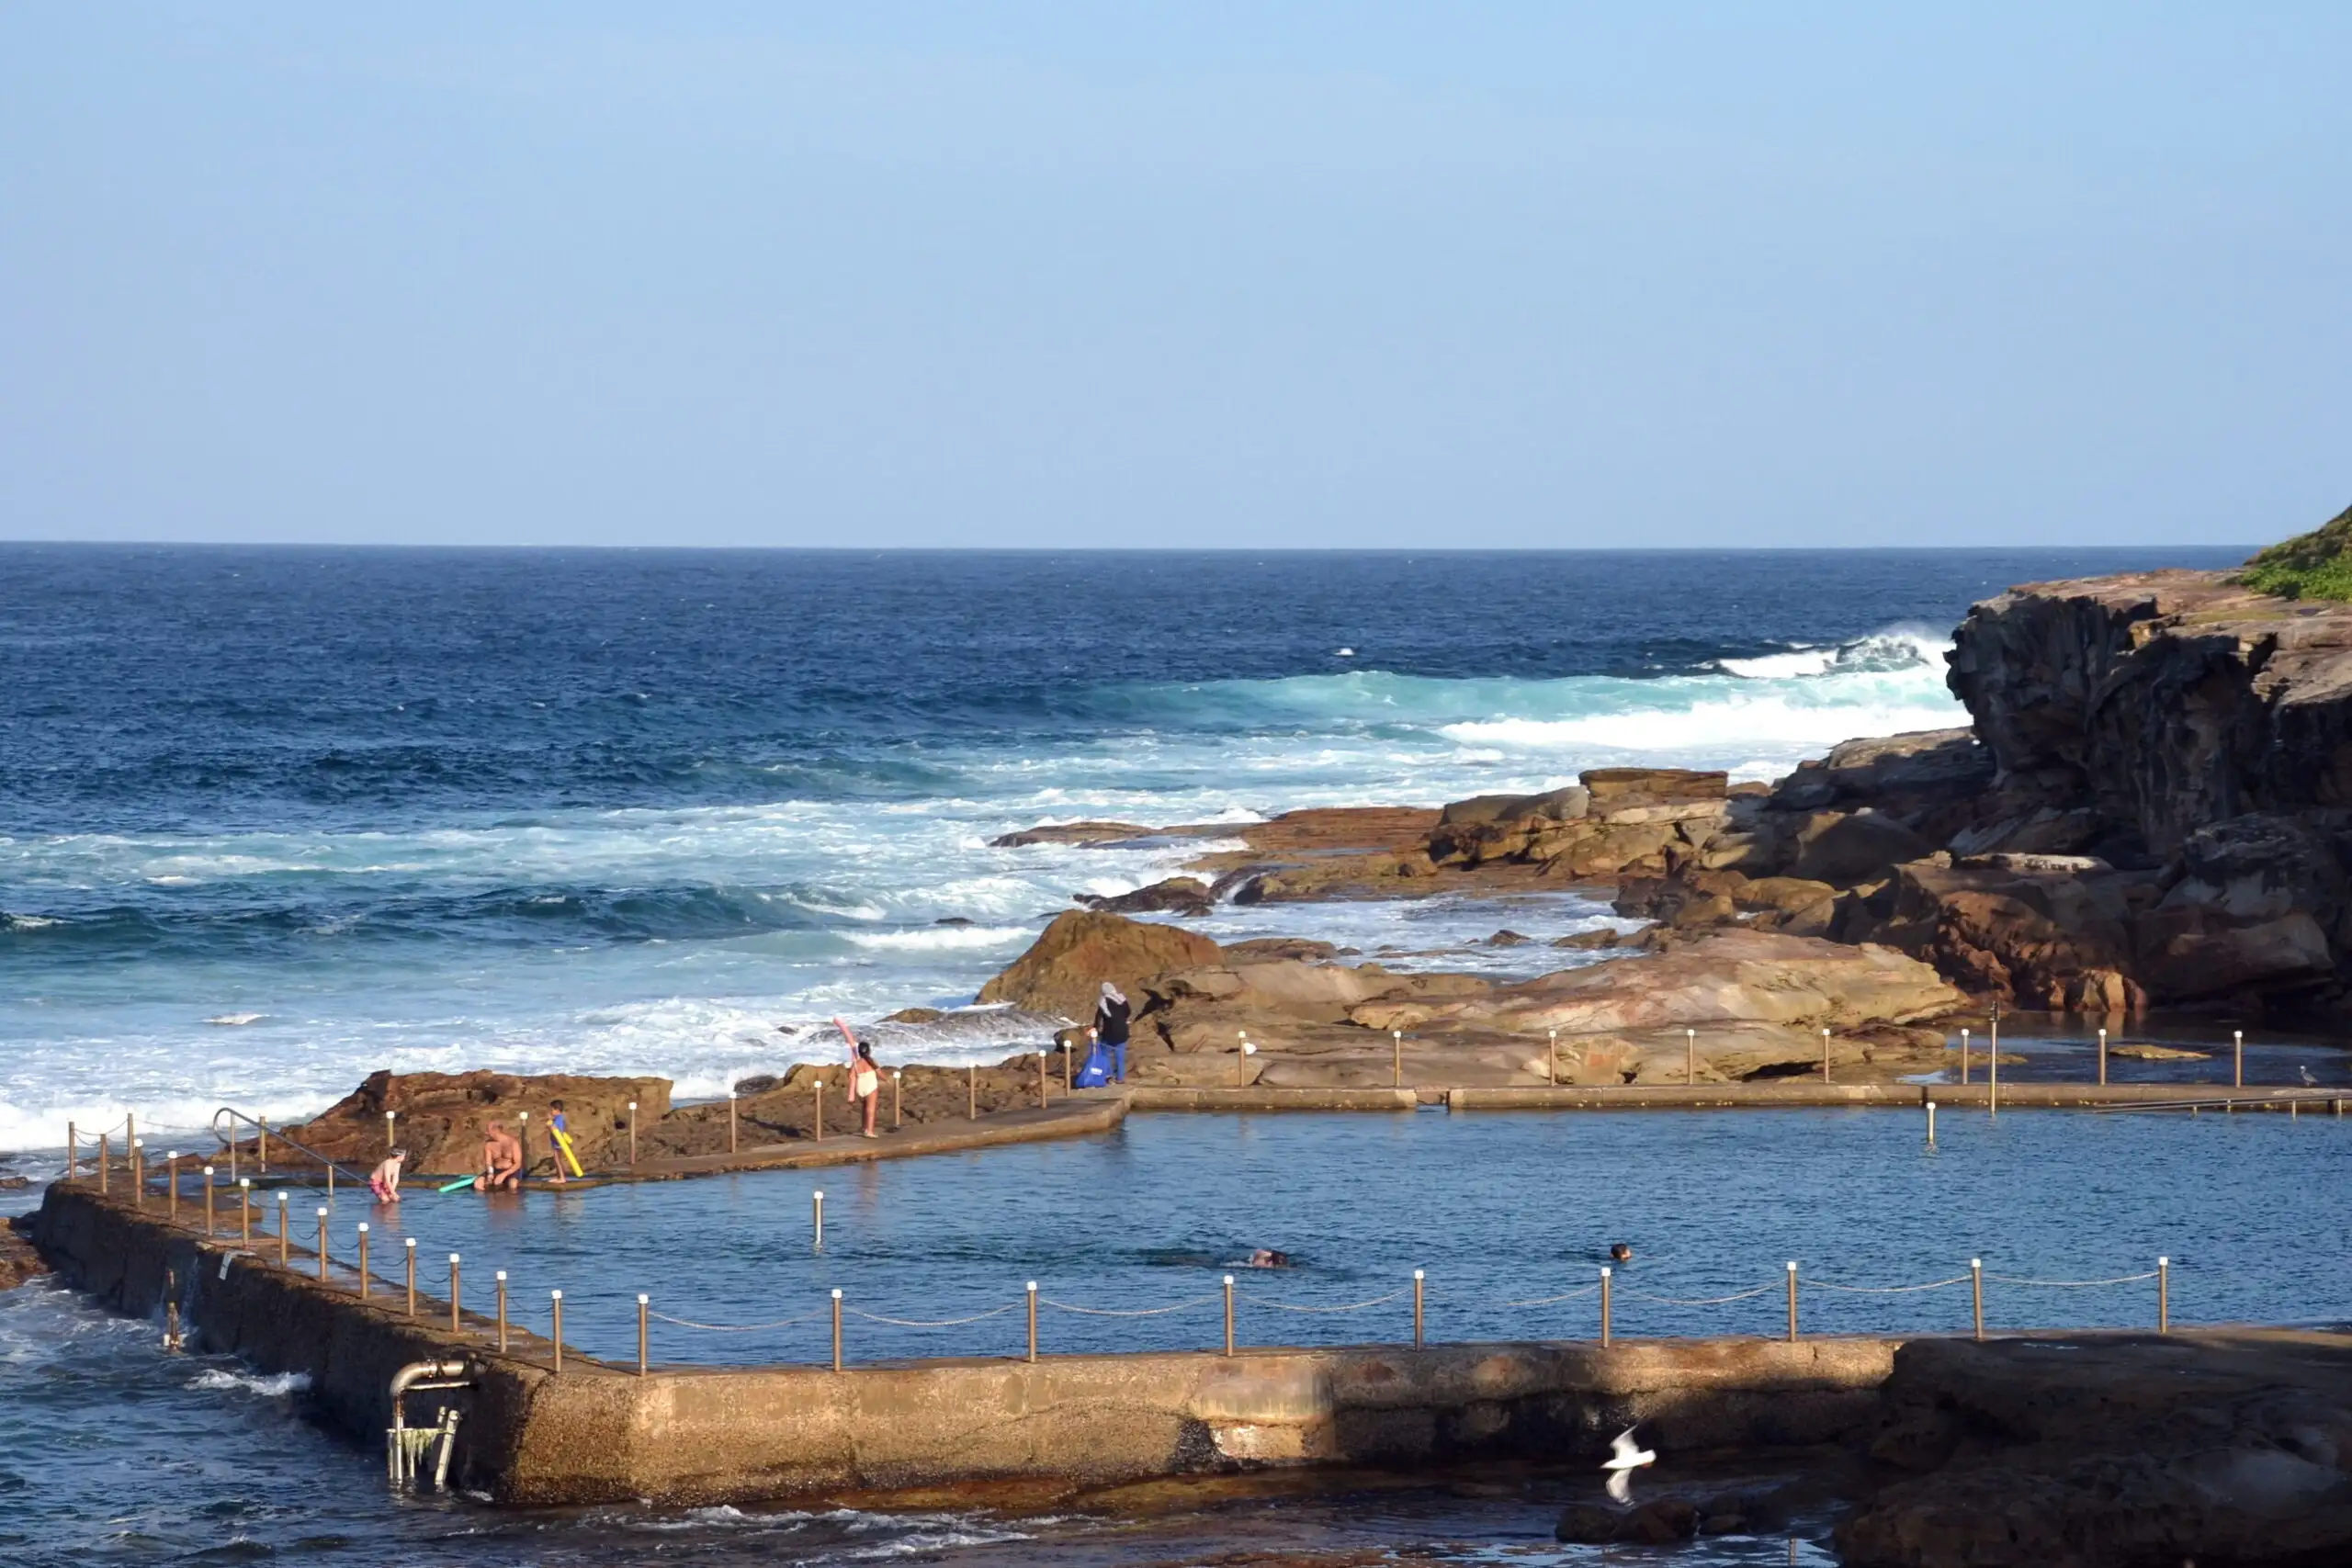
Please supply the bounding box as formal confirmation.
[1335,648,1355,657]
[205,1012,264,1026]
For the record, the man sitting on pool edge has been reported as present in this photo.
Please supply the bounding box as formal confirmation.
[476,1122,523,1191]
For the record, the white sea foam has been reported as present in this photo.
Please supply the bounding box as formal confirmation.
[0,645,1974,1150]
[187,1368,311,1398]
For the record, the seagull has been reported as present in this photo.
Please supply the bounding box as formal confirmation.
[2301,1065,2319,1087]
[1602,1425,1656,1504]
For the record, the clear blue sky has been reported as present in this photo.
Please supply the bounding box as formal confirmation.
[2,5,2345,547]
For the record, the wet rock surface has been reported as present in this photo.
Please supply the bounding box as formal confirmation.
[1838,1332,2352,1568]
[272,1068,672,1178]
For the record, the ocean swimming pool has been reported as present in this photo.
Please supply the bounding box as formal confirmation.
[229,1106,2352,1370]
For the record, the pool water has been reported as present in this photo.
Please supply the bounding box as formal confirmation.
[231,1106,2352,1368]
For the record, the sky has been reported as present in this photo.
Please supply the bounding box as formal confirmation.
[0,4,2346,549]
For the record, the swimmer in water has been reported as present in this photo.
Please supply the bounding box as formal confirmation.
[1246,1249,1293,1269]
[1609,1242,1634,1264]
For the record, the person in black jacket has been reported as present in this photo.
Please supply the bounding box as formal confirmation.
[1093,981,1131,1084]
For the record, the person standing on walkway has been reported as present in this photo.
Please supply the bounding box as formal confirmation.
[831,1016,885,1137]
[1093,982,1131,1085]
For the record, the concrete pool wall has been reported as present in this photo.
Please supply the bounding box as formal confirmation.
[34,1181,1893,1506]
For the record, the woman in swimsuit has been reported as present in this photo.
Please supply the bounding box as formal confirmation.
[832,1016,885,1138]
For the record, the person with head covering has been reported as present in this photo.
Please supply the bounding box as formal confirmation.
[1093,981,1131,1084]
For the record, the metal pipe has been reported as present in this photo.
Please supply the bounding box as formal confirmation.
[202,1166,214,1235]
[131,1140,144,1206]
[1821,1028,1831,1082]
[276,1191,289,1266]
[1412,1269,1424,1348]
[319,1209,332,1281]
[1549,1029,1558,1086]
[239,1178,252,1246]
[1062,1041,1072,1093]
[1394,1030,1403,1089]
[1971,1258,1984,1339]
[1786,1261,1798,1342]
[1235,1032,1249,1088]
[405,1237,417,1317]
[812,1190,824,1251]
[2234,1030,2245,1089]
[448,1254,461,1332]
[99,1133,109,1195]
[813,1080,823,1143]
[891,1071,902,1131]
[1037,1049,1048,1106]
[2098,1026,2108,1086]
[356,1224,369,1295]
[638,1295,649,1376]
[1686,1028,1696,1086]
[728,1092,738,1154]
[2157,1257,2170,1334]
[257,1117,268,1173]
[67,1122,75,1184]
[166,1153,178,1221]
[1222,1275,1235,1356]
[495,1271,508,1352]
[968,1064,977,1120]
[551,1292,564,1372]
[385,1110,397,1152]
[831,1289,842,1371]
[1960,1028,1970,1085]
[1600,1266,1612,1348]
[1926,1100,1937,1146]
[1025,1280,1037,1362]
[227,1133,236,1186]
[628,1100,638,1167]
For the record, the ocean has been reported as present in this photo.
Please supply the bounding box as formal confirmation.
[0,544,2246,1157]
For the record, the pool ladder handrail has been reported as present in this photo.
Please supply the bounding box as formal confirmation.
[208,1105,373,1188]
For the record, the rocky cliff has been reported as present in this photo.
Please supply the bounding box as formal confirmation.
[1654,566,2352,1016]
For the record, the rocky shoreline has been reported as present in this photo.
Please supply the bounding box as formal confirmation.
[964,564,2352,1095]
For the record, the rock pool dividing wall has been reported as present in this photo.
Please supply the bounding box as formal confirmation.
[32,1181,1894,1506]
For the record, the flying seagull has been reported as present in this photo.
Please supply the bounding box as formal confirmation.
[1602,1425,1657,1504]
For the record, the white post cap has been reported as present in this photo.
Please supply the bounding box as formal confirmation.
[1414,1268,1425,1280]
[1026,1280,1036,1292]
[831,1287,842,1299]
[449,1253,460,1264]
[551,1289,562,1300]
[638,1293,648,1304]
[1600,1265,1611,1277]
[356,1222,368,1232]
[1222,1274,1234,1285]
[496,1269,506,1280]
[1787,1260,1798,1271]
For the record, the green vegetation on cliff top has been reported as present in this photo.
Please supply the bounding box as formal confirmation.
[2239,502,2352,602]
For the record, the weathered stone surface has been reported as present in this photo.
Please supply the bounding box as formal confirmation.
[990,820,1157,847]
[274,1069,672,1178]
[0,1215,49,1291]
[1077,876,1214,916]
[1351,930,1961,1042]
[976,911,1223,1021]
[1838,1333,2352,1568]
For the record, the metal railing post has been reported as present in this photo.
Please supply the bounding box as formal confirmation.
[1412,1269,1425,1348]
[356,1223,369,1295]
[1600,1266,1612,1348]
[1971,1258,1984,1339]
[448,1254,461,1332]
[831,1289,843,1371]
[551,1292,564,1372]
[201,1167,214,1236]
[1026,1281,1038,1362]
[276,1191,289,1266]
[812,1190,824,1251]
[317,1209,331,1281]
[1786,1261,1799,1341]
[2157,1257,2170,1334]
[1222,1275,1235,1356]
[405,1238,417,1317]
[638,1295,649,1376]
[627,1100,638,1166]
[495,1271,508,1352]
